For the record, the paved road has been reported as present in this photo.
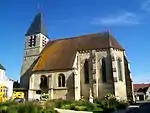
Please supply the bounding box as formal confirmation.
[129,102,150,113]
[120,101,150,113]
[111,105,139,113]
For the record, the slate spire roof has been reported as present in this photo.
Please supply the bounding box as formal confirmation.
[0,63,5,70]
[25,12,48,37]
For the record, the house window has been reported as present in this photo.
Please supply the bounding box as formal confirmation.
[40,75,48,88]
[84,59,89,84]
[5,87,8,98]
[117,58,123,81]
[0,86,8,98]
[48,75,52,88]
[28,35,36,47]
[102,58,107,82]
[58,74,65,87]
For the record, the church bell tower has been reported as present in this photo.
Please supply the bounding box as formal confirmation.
[20,13,49,88]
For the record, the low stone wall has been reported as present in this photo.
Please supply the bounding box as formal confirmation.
[54,108,93,113]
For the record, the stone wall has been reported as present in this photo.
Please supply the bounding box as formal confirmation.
[78,49,114,99]
[20,33,49,88]
[28,48,128,100]
[124,55,134,101]
[78,48,127,100]
[111,49,127,100]
[29,70,75,100]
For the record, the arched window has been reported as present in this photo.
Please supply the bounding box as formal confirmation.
[40,75,48,88]
[102,58,107,82]
[84,59,89,84]
[58,74,65,87]
[117,58,123,81]
[4,87,8,98]
[48,75,51,88]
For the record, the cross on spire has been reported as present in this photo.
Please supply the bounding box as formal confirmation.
[37,1,42,12]
[38,3,40,10]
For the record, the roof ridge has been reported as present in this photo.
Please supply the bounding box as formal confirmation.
[44,31,124,52]
[49,32,105,42]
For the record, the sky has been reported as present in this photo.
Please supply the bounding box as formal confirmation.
[0,0,150,83]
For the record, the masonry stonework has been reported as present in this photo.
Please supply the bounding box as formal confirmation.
[20,13,133,101]
[20,33,49,88]
[27,48,129,100]
[28,70,75,100]
[111,48,127,100]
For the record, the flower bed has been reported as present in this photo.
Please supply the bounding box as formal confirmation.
[0,94,132,113]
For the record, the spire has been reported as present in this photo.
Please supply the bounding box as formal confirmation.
[25,12,48,37]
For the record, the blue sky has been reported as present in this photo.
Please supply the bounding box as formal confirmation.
[0,0,150,83]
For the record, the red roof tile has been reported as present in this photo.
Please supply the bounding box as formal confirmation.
[133,84,150,92]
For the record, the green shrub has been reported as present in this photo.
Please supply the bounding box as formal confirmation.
[74,106,87,111]
[0,101,58,113]
[69,103,76,110]
[116,100,129,109]
[7,105,18,113]
[8,102,42,113]
[0,105,8,113]
[4,102,44,113]
[90,105,103,113]
[0,101,16,107]
[44,100,59,113]
[48,99,72,108]
[60,104,71,109]
[0,95,130,113]
[51,99,99,111]
[74,100,96,111]
[94,93,130,112]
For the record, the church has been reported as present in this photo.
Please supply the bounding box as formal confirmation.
[20,12,134,101]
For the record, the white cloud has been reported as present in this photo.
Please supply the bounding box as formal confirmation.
[141,0,150,11]
[91,12,140,26]
[133,74,150,84]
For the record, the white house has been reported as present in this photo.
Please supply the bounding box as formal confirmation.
[134,84,150,101]
[0,63,14,99]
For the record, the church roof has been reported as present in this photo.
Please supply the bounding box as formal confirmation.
[25,12,48,37]
[0,63,5,70]
[32,32,124,72]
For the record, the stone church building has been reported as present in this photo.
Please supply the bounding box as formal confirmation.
[20,13,134,101]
